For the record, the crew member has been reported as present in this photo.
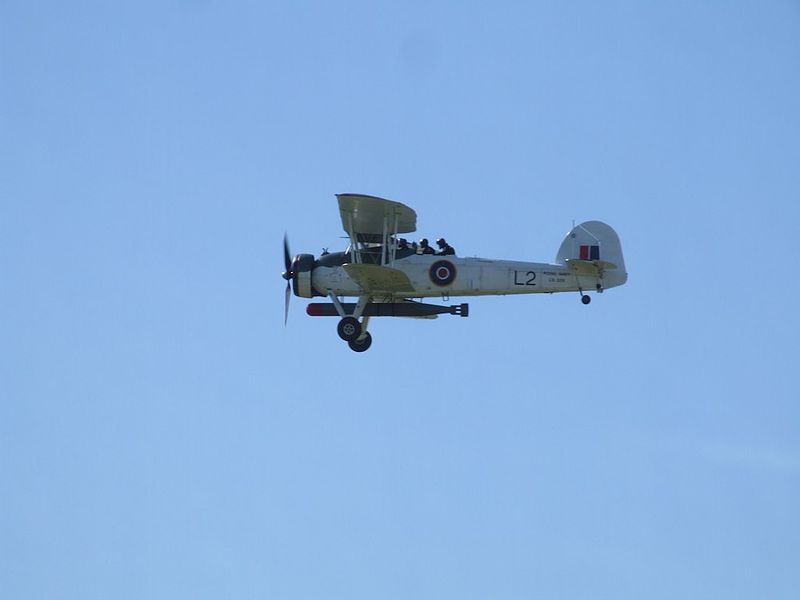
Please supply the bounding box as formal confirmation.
[436,238,455,256]
[419,238,435,254]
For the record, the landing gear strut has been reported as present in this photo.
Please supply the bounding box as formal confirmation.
[329,292,374,352]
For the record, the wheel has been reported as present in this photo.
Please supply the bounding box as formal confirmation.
[337,316,361,341]
[581,294,591,305]
[348,332,372,353]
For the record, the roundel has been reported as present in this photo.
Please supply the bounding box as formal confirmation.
[429,260,457,286]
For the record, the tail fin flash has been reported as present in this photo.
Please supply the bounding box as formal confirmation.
[556,221,628,288]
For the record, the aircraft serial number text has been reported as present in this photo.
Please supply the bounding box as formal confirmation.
[543,270,570,283]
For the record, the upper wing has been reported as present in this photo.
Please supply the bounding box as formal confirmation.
[565,259,619,276]
[343,263,415,294]
[337,193,417,239]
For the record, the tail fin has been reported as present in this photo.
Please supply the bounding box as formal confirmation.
[556,221,628,288]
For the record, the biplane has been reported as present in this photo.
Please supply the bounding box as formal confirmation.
[282,193,627,352]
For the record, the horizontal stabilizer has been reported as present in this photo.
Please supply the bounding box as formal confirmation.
[565,258,618,276]
[343,263,415,293]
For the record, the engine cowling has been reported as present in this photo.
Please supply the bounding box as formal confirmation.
[291,253,315,298]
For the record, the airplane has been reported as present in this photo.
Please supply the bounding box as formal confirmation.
[282,193,627,352]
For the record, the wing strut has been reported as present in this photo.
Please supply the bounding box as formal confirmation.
[381,214,388,266]
[390,213,399,266]
[347,214,360,264]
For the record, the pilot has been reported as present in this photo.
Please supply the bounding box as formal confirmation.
[398,238,409,250]
[419,238,435,254]
[436,237,455,256]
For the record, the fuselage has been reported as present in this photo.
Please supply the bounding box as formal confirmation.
[311,251,626,299]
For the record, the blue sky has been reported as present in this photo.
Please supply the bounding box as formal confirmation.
[2,1,799,598]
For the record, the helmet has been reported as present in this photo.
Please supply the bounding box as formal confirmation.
[420,238,429,246]
[436,238,446,247]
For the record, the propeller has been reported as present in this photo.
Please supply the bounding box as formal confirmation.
[282,233,293,325]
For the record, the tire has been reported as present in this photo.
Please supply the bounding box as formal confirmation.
[581,294,591,305]
[337,316,361,341]
[348,332,372,352]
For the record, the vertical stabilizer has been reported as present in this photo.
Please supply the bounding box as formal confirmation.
[556,221,627,288]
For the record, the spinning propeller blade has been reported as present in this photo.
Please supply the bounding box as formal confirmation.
[283,233,292,275]
[282,233,292,325]
[284,280,291,326]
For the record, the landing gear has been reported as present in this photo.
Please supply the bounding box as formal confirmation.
[337,315,374,352]
[337,316,361,341]
[348,332,372,352]
[330,292,374,352]
[581,294,591,305]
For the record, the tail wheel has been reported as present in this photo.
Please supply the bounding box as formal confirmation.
[337,316,361,341]
[581,294,591,305]
[348,332,372,352]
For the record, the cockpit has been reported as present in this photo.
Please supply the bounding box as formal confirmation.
[316,239,428,268]
[345,241,418,264]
